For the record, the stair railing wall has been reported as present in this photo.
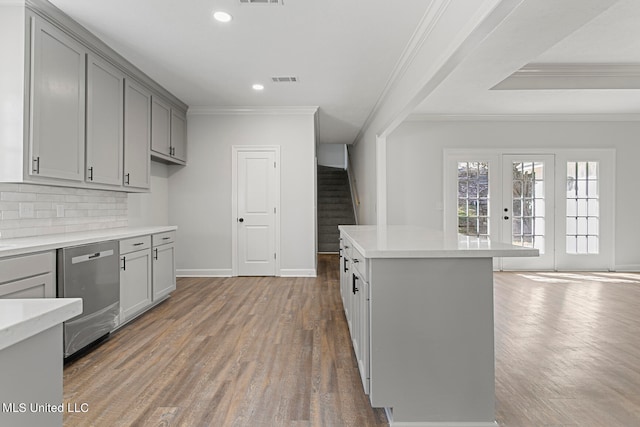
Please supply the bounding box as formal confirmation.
[346,152,360,224]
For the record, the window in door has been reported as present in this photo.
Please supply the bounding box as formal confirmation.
[566,161,599,254]
[510,161,546,252]
[457,162,490,238]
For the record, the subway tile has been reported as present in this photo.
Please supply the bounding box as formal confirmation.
[36,193,66,202]
[34,202,53,210]
[2,211,20,220]
[36,210,56,218]
[65,195,84,203]
[0,202,20,211]
[0,184,21,192]
[1,192,37,202]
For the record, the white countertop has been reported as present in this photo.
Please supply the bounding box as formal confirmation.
[0,226,177,258]
[0,298,82,351]
[339,225,540,258]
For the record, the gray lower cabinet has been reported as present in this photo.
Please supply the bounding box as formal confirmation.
[351,267,370,395]
[86,54,124,187]
[29,16,86,182]
[124,79,151,189]
[0,252,55,299]
[119,236,152,324]
[152,231,176,301]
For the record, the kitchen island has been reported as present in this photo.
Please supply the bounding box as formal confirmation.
[0,298,82,427]
[338,225,538,427]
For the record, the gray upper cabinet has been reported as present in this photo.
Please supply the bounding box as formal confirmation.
[170,110,187,163]
[151,96,171,157]
[0,3,187,190]
[151,97,187,165]
[29,16,86,182]
[86,55,124,187]
[124,79,151,190]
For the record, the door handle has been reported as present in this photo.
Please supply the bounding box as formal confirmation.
[352,273,359,294]
[504,216,509,220]
[238,218,244,223]
[344,257,349,273]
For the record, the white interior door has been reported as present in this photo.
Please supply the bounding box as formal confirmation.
[501,155,555,270]
[236,150,277,276]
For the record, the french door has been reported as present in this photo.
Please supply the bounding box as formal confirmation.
[501,155,555,270]
[446,149,614,271]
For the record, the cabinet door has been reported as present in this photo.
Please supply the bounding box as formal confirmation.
[152,243,176,301]
[358,279,370,395]
[151,96,171,157]
[170,110,187,162]
[124,79,151,189]
[0,273,55,298]
[120,250,152,322]
[86,55,123,186]
[29,17,85,181]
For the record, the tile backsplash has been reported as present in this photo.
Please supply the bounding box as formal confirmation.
[0,184,127,239]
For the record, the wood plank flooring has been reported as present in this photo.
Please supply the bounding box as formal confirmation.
[495,271,640,426]
[63,259,640,426]
[63,255,387,426]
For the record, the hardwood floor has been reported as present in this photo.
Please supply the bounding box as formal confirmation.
[63,259,640,426]
[495,271,640,426]
[63,255,387,426]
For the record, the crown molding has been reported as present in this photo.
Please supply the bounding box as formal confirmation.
[187,106,318,116]
[493,63,640,90]
[351,0,453,145]
[405,113,640,122]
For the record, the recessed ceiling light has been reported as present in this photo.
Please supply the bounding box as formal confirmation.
[252,84,264,91]
[213,11,232,23]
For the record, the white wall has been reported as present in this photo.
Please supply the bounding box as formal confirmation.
[317,144,346,169]
[169,111,317,277]
[348,0,506,224]
[386,119,640,270]
[127,162,170,227]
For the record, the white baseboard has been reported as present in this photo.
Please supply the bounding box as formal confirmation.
[177,269,232,277]
[384,411,498,427]
[615,264,640,272]
[279,269,317,277]
[390,422,497,427]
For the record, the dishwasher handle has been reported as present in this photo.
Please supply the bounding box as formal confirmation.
[71,249,115,264]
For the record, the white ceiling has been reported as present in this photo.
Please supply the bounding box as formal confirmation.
[413,0,640,117]
[45,0,640,143]
[47,0,431,144]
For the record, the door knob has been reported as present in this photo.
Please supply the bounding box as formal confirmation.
[238,218,244,223]
[504,216,509,220]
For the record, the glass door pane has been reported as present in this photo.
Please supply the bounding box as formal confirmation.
[502,155,555,270]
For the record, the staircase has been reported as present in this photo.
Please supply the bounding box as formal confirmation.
[317,165,356,253]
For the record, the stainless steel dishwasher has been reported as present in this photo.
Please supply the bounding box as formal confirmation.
[57,241,120,358]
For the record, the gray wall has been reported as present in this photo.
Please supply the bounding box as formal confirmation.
[317,144,346,169]
[168,111,317,276]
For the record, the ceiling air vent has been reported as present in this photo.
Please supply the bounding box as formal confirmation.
[240,0,282,4]
[271,76,298,83]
